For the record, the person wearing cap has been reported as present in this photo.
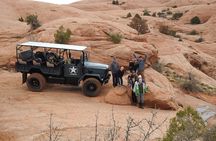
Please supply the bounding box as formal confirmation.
[110,57,120,87]
[133,75,147,109]
[128,70,138,105]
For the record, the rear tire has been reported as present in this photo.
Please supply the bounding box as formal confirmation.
[26,73,46,92]
[82,78,101,97]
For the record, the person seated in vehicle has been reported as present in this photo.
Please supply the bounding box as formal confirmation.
[33,51,46,65]
[45,51,64,66]
[18,49,34,64]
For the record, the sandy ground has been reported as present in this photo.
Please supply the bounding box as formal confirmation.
[0,70,177,141]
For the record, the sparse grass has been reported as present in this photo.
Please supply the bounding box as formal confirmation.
[202,125,216,141]
[188,30,199,35]
[143,9,151,16]
[171,12,183,20]
[159,25,176,37]
[54,25,72,44]
[162,67,216,95]
[191,16,201,24]
[109,33,122,44]
[157,12,166,18]
[25,14,41,30]
[152,61,164,73]
[129,14,149,34]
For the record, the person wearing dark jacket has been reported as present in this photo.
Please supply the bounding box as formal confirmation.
[137,54,147,79]
[128,70,138,105]
[110,57,120,87]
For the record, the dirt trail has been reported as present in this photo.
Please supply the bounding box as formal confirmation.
[0,70,176,141]
[0,70,216,140]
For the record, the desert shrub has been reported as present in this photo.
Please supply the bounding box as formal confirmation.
[126,12,132,18]
[166,11,172,15]
[112,0,119,5]
[189,30,199,35]
[157,12,166,18]
[143,9,151,16]
[195,37,204,43]
[109,33,122,44]
[180,73,203,93]
[54,25,72,44]
[202,125,216,141]
[191,16,201,24]
[129,14,149,34]
[172,5,178,8]
[159,25,176,37]
[25,14,41,30]
[163,107,206,141]
[18,16,24,22]
[152,61,164,73]
[171,12,183,20]
[152,12,156,17]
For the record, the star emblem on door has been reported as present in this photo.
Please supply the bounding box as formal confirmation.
[69,66,78,75]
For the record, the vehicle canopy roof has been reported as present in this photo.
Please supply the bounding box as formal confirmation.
[17,41,87,51]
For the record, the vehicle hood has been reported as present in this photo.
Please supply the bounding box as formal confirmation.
[84,61,109,69]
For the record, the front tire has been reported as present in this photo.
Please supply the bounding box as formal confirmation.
[82,78,101,97]
[26,73,46,92]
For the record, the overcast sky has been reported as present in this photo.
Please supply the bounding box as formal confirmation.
[33,0,81,4]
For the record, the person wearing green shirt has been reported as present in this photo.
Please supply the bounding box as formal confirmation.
[133,75,147,109]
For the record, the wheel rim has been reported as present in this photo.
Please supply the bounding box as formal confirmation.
[87,83,97,92]
[29,78,40,89]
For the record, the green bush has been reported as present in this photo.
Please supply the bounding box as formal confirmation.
[109,33,122,44]
[163,107,206,141]
[143,9,151,16]
[26,14,41,30]
[202,125,216,141]
[54,25,72,44]
[191,16,201,24]
[189,30,199,35]
[180,73,203,93]
[159,25,176,37]
[129,14,149,34]
[171,12,183,20]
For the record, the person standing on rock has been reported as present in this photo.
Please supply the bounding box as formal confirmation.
[128,70,138,105]
[129,53,139,73]
[110,57,120,87]
[118,66,125,85]
[133,75,147,109]
[137,54,147,79]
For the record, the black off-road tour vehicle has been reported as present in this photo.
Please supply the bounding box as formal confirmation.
[15,41,110,97]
